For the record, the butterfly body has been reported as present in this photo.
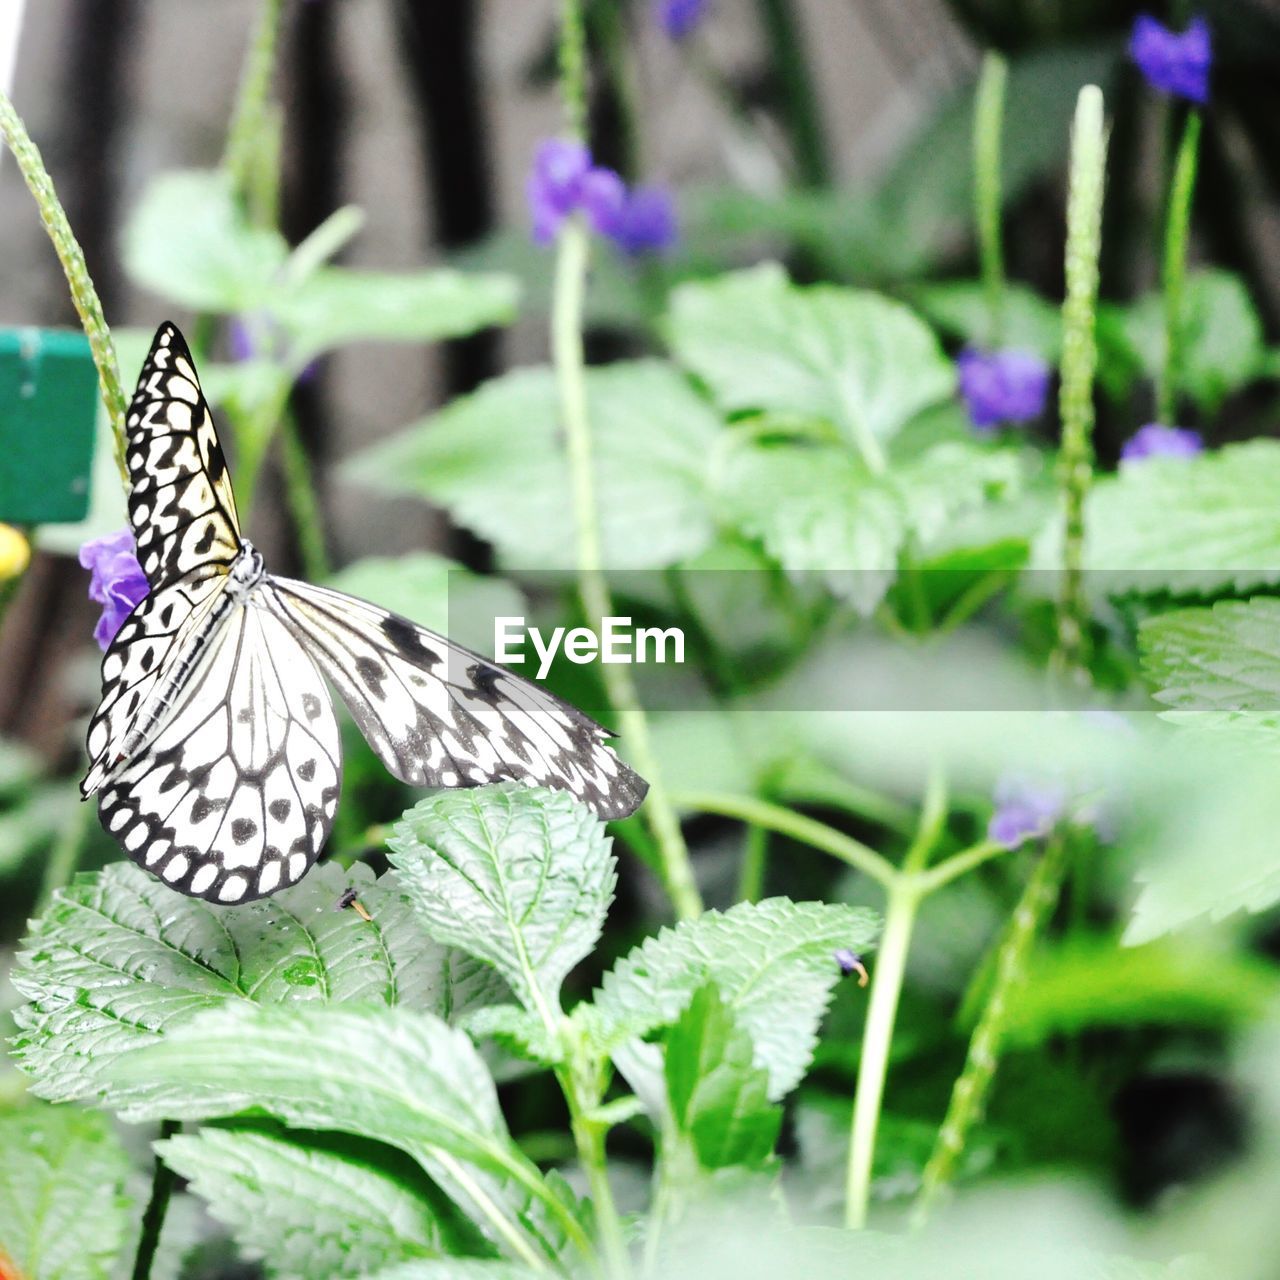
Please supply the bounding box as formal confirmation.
[82,324,646,904]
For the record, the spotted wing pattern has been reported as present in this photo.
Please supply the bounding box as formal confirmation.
[81,574,230,798]
[264,576,648,820]
[124,322,241,587]
[96,602,342,903]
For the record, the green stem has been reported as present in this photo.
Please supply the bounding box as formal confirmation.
[973,51,1008,346]
[919,838,1008,895]
[279,412,331,579]
[222,0,286,212]
[844,767,947,1228]
[130,1121,179,1280]
[669,790,895,889]
[558,0,589,144]
[1053,86,1108,688]
[911,833,1070,1225]
[36,802,94,916]
[1158,110,1201,425]
[552,219,702,921]
[0,90,128,483]
[753,0,830,187]
[736,823,770,902]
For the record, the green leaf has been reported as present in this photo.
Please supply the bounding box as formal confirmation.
[326,553,527,658]
[1140,598,1280,726]
[461,1006,561,1065]
[665,985,782,1170]
[11,862,505,1108]
[343,361,719,570]
[999,938,1277,1047]
[669,265,954,459]
[368,1264,540,1280]
[586,898,880,1100]
[912,280,1062,361]
[273,267,519,362]
[1119,270,1266,414]
[109,1005,585,1266]
[717,437,1020,614]
[156,1128,445,1277]
[0,1105,135,1280]
[388,786,615,1014]
[122,169,289,312]
[1033,441,1280,597]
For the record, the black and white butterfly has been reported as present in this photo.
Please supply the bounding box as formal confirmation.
[81,323,647,904]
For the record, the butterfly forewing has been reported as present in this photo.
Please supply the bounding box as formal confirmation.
[97,604,341,903]
[264,577,648,820]
[125,323,241,586]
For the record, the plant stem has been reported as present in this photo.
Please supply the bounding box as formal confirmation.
[911,833,1070,1225]
[222,0,285,212]
[35,802,93,916]
[1052,86,1108,688]
[279,412,331,579]
[736,823,770,902]
[753,0,830,187]
[558,0,588,143]
[670,789,894,889]
[1158,110,1201,425]
[0,89,128,482]
[130,1120,179,1280]
[844,767,946,1227]
[919,838,1008,895]
[551,237,701,922]
[973,51,1008,345]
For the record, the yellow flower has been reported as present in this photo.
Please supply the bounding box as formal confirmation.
[0,525,30,580]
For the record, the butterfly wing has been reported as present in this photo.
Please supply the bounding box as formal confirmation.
[81,574,231,798]
[125,322,242,586]
[263,576,648,820]
[97,601,342,903]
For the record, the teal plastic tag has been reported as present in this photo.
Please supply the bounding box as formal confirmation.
[0,328,99,523]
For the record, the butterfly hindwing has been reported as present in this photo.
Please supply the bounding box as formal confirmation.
[264,577,648,820]
[97,603,342,903]
[125,323,241,586]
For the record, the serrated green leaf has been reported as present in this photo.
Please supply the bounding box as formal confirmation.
[109,1005,586,1266]
[11,862,505,1108]
[1140,598,1280,725]
[665,985,781,1170]
[123,169,289,312]
[157,1128,444,1277]
[273,267,519,362]
[388,786,615,1014]
[913,280,1062,361]
[461,1006,561,1065]
[717,438,1019,614]
[1119,270,1266,415]
[1033,441,1280,597]
[668,265,954,457]
[343,360,719,571]
[0,1105,135,1280]
[586,898,880,1100]
[326,553,526,658]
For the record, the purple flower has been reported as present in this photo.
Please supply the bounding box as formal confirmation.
[834,948,868,985]
[607,185,679,257]
[656,0,709,40]
[1120,422,1203,465]
[527,138,592,244]
[1130,15,1211,104]
[988,776,1067,850]
[79,529,148,650]
[579,167,628,239]
[957,348,1051,430]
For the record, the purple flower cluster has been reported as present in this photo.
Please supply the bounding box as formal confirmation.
[988,776,1068,850]
[1120,422,1203,465]
[656,0,709,40]
[957,348,1051,431]
[1129,14,1212,104]
[527,138,678,257]
[79,529,148,650]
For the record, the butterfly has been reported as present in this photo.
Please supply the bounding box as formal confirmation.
[80,323,647,904]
